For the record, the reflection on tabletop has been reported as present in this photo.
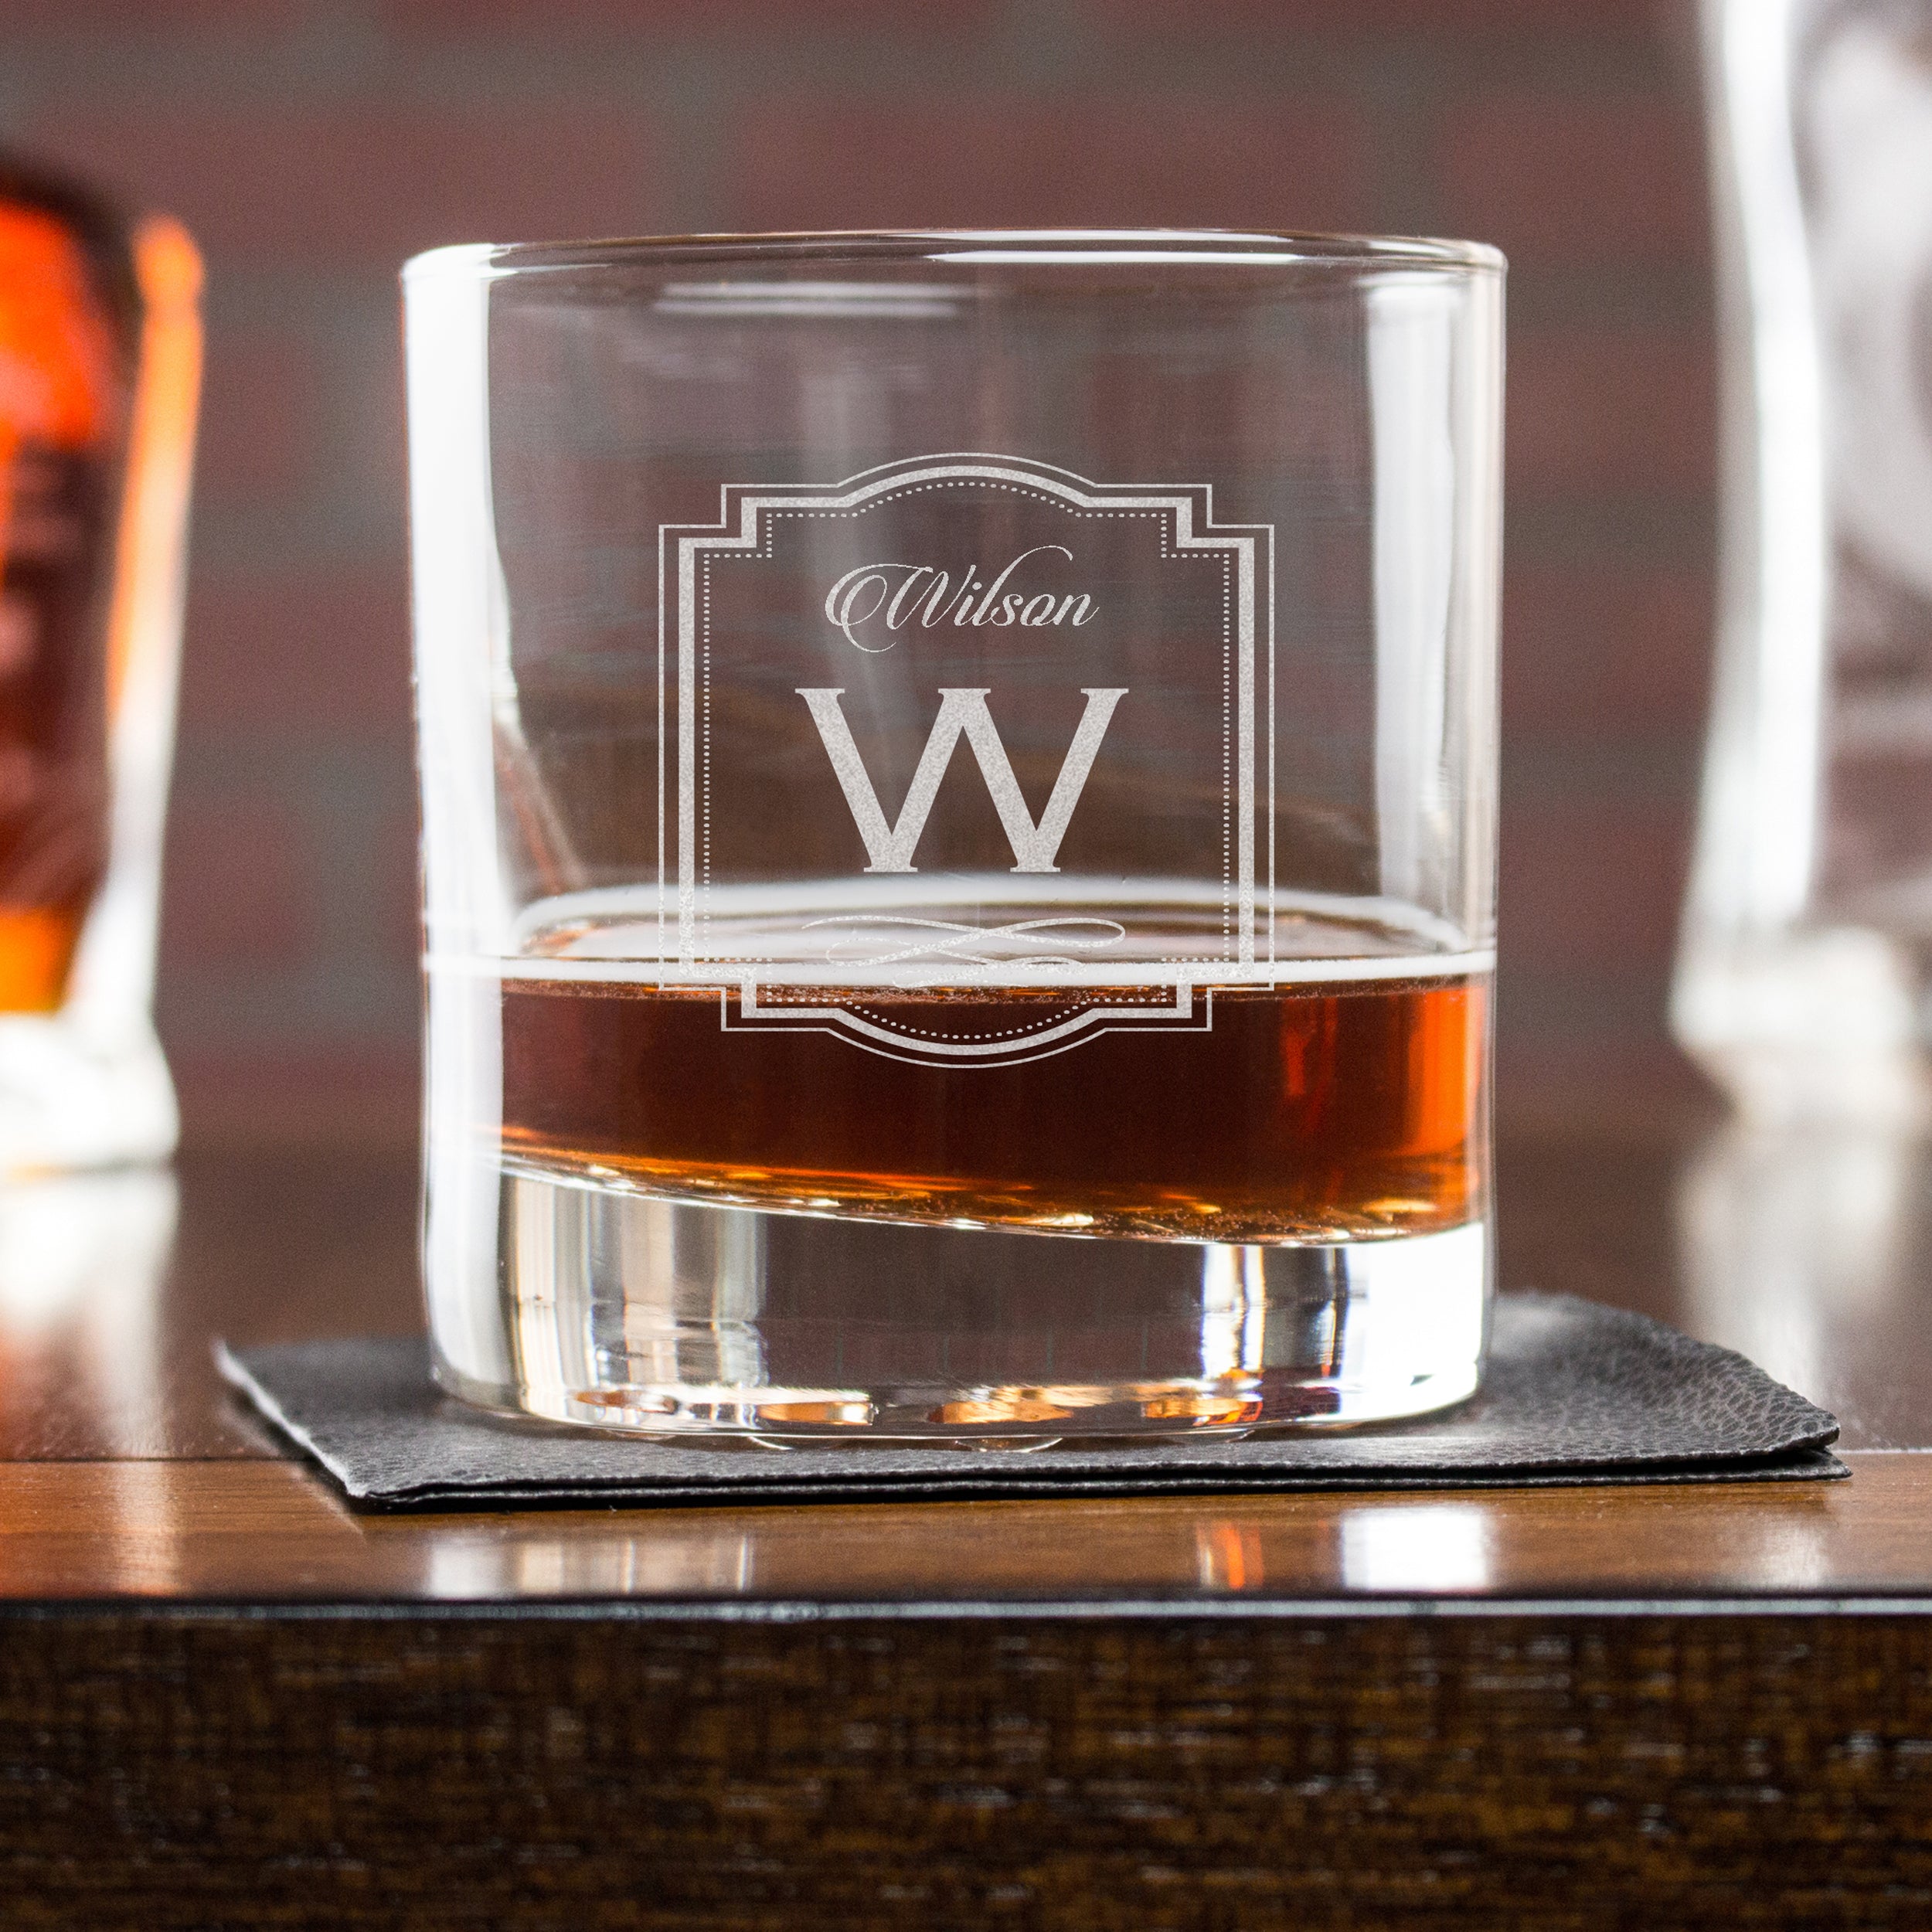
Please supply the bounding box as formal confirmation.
[420,1505,1503,1600]
[372,1481,1845,1604]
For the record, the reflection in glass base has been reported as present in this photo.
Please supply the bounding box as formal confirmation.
[451,1170,1488,1442]
[1673,928,1932,1128]
[0,1015,176,1174]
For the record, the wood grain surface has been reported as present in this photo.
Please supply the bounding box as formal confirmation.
[7,1607,1932,1928]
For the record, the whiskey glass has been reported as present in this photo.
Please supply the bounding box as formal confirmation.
[406,230,1502,1440]
[0,155,199,1173]
[1678,0,1932,1125]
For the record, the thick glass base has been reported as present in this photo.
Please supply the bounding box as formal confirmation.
[445,1168,1489,1442]
[0,1015,176,1175]
[1673,927,1932,1128]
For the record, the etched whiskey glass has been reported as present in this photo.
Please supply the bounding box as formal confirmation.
[406,230,1503,1440]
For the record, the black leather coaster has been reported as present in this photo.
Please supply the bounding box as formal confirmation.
[218,1292,1844,1511]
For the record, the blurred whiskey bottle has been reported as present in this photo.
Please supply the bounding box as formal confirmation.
[0,150,199,1166]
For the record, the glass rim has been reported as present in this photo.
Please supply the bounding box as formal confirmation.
[402,226,1505,281]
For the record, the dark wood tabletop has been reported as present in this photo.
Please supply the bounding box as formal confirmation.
[8,1112,1932,1926]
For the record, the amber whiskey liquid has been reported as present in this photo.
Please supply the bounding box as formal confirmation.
[0,156,138,1012]
[500,972,1486,1243]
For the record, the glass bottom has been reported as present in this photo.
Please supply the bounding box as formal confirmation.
[1673,926,1932,1127]
[442,1168,1489,1442]
[0,1014,176,1175]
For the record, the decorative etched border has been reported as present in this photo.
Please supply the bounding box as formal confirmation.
[656,453,1274,1066]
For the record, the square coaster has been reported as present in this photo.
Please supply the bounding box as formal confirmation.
[219,1293,1844,1511]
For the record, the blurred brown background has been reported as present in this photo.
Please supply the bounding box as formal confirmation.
[0,0,1713,1146]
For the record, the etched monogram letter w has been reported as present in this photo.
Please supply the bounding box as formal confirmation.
[796,687,1127,874]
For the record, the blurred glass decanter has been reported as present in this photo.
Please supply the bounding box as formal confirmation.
[0,150,199,1169]
[1677,0,1932,1124]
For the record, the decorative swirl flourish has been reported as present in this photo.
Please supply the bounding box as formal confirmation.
[804,913,1126,982]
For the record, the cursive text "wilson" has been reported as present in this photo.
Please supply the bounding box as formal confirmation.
[825,545,1098,653]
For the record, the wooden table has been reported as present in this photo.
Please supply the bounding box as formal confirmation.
[5,1117,1932,1926]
